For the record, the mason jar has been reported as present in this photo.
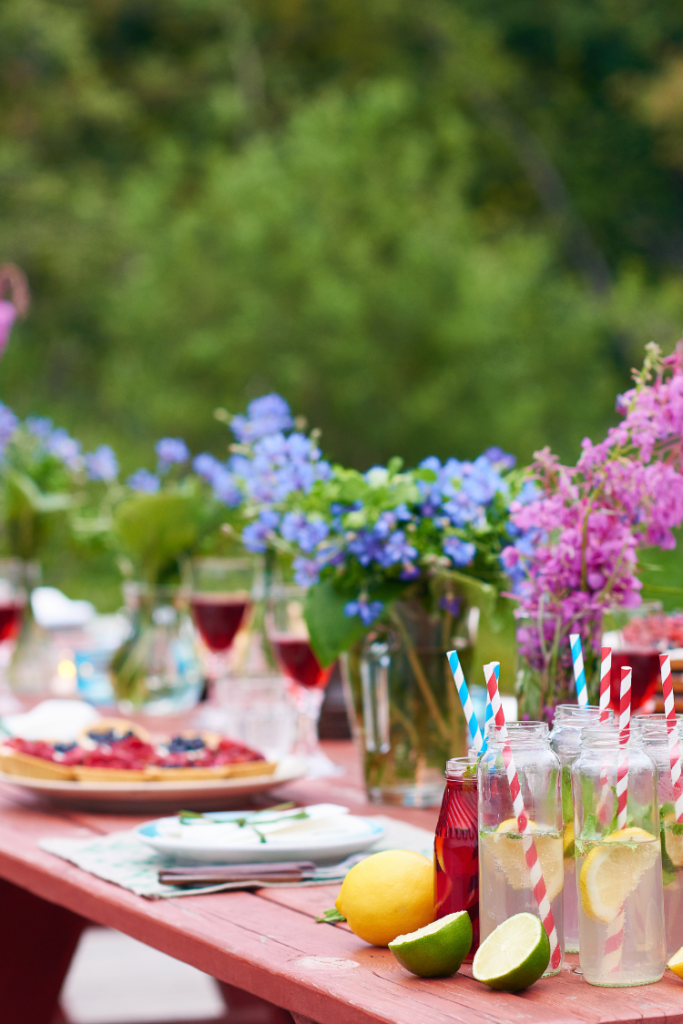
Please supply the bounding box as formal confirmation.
[550,704,611,952]
[572,724,665,986]
[434,756,479,960]
[478,720,564,975]
[640,723,683,959]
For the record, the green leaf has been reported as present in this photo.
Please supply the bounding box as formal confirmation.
[316,907,346,924]
[113,489,206,584]
[304,577,371,667]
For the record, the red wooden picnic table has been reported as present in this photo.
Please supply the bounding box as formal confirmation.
[0,739,682,1024]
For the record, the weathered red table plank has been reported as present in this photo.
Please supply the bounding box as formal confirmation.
[0,742,681,1024]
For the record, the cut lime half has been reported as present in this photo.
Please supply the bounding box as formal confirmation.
[472,913,549,991]
[388,911,473,978]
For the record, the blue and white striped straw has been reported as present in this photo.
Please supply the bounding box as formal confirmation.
[447,650,485,753]
[569,633,589,709]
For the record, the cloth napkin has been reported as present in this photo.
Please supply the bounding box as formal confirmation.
[39,816,434,899]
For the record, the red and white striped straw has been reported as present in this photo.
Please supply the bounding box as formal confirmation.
[604,666,631,975]
[599,646,612,722]
[483,661,561,971]
[660,653,683,823]
[616,666,631,830]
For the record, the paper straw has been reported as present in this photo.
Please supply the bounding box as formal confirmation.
[447,650,486,754]
[569,633,588,708]
[604,666,631,975]
[616,666,631,830]
[484,661,561,972]
[599,646,612,722]
[660,653,683,823]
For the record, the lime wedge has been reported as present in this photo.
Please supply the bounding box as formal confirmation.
[472,913,549,991]
[388,911,473,978]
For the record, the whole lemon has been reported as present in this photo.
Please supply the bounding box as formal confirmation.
[335,849,435,946]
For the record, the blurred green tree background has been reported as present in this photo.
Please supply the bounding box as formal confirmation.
[3,0,683,482]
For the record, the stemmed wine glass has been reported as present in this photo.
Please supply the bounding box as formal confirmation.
[189,558,255,688]
[266,583,339,776]
[0,560,26,710]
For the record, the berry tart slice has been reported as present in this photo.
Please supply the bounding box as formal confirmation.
[73,719,158,782]
[0,737,84,780]
[154,732,275,780]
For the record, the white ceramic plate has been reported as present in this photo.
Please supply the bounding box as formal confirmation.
[0,756,308,814]
[136,803,385,864]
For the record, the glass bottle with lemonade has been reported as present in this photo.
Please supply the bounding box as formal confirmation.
[478,720,565,976]
[572,724,665,986]
[550,704,611,952]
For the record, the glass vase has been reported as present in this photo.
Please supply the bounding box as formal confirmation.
[6,559,53,698]
[110,583,203,715]
[341,587,476,808]
[515,608,602,722]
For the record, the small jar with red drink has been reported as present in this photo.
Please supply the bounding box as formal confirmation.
[434,755,479,960]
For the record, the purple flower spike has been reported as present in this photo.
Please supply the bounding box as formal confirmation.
[127,469,160,493]
[0,301,17,357]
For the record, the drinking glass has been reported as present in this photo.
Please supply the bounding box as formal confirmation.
[640,724,683,959]
[478,720,564,976]
[266,584,337,776]
[572,724,665,986]
[550,704,611,952]
[0,559,26,708]
[189,558,255,684]
[434,756,479,960]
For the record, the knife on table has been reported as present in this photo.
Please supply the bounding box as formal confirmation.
[158,861,317,887]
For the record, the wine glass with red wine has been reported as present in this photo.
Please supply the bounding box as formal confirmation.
[266,584,338,776]
[0,559,26,702]
[189,558,255,687]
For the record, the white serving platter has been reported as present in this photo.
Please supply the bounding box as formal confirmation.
[0,756,308,813]
[136,803,384,864]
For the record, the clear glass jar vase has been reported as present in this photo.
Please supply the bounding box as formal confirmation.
[571,724,665,986]
[550,704,609,952]
[341,588,477,807]
[478,720,564,976]
[110,583,203,715]
[515,609,602,721]
[640,724,683,960]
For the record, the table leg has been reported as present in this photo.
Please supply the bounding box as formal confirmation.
[217,981,295,1024]
[0,877,87,1024]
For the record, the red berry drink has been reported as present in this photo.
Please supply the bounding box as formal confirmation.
[190,595,252,652]
[434,756,479,959]
[0,602,23,643]
[610,649,660,712]
[270,634,333,689]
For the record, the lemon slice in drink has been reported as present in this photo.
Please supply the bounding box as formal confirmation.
[662,812,683,868]
[472,913,550,991]
[563,822,575,857]
[485,817,563,902]
[389,912,473,978]
[668,946,683,978]
[580,827,659,924]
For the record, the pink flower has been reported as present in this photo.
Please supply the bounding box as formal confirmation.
[0,301,17,356]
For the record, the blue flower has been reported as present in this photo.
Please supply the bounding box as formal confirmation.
[482,446,516,472]
[156,438,189,470]
[293,556,322,588]
[25,415,53,440]
[377,529,418,568]
[280,511,329,553]
[231,394,294,443]
[211,469,243,507]
[344,596,385,626]
[84,445,118,482]
[127,469,160,493]
[242,510,281,553]
[443,536,476,567]
[46,428,83,470]
[193,453,223,483]
[440,595,462,616]
[0,403,18,454]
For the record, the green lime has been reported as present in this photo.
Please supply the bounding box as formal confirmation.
[388,911,473,978]
[472,913,550,991]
